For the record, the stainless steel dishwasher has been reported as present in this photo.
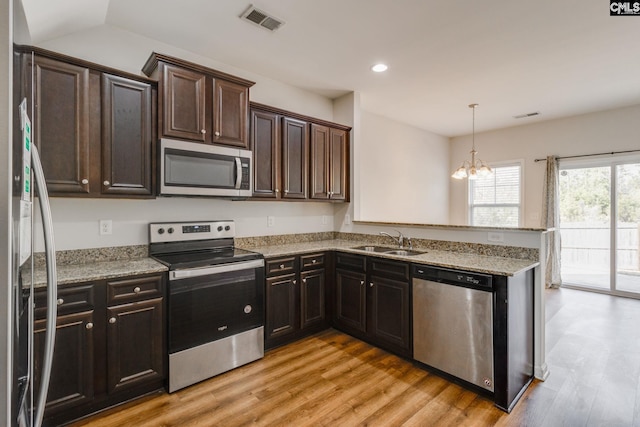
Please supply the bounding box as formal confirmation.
[413,265,494,392]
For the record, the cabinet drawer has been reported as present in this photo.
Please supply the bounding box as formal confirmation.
[301,253,325,270]
[370,258,410,281]
[336,253,366,272]
[266,257,297,276]
[106,274,164,305]
[35,283,96,319]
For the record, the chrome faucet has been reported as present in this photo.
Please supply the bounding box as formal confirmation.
[380,230,405,249]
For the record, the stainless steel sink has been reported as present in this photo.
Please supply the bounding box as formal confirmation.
[384,249,425,256]
[350,246,426,256]
[350,245,395,253]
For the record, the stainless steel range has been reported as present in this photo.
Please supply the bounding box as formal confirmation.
[149,220,265,392]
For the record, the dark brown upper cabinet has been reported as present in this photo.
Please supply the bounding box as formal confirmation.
[143,53,254,149]
[250,102,350,202]
[310,124,348,201]
[25,54,91,194]
[18,46,156,198]
[101,74,154,196]
[250,108,308,200]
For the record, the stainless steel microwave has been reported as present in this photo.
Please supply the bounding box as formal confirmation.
[159,139,252,197]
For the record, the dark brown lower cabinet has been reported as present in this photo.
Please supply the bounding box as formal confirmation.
[333,254,412,358]
[34,311,95,414]
[106,298,164,394]
[36,273,165,427]
[265,253,328,349]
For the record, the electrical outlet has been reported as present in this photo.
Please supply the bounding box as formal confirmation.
[99,220,112,235]
[345,214,351,225]
[487,232,504,243]
[267,216,275,227]
[322,215,328,225]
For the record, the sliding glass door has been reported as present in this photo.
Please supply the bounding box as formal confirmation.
[559,158,640,296]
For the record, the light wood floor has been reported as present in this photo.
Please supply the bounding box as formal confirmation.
[72,288,640,427]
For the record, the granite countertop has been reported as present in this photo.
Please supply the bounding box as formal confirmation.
[33,258,168,288]
[240,239,539,276]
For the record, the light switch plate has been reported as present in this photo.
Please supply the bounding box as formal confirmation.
[267,216,275,227]
[99,220,112,235]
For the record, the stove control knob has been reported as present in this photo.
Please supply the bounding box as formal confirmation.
[167,227,174,234]
[217,226,223,232]
[158,228,165,235]
[225,226,231,231]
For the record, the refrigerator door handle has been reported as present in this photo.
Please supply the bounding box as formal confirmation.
[30,144,57,427]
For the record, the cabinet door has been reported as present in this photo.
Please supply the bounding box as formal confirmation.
[162,64,207,141]
[329,128,348,201]
[300,268,325,329]
[251,109,280,198]
[106,298,164,394]
[265,274,298,341]
[335,269,367,334]
[281,117,308,199]
[309,124,329,199]
[369,276,411,355]
[101,74,153,196]
[213,79,249,148]
[28,55,91,194]
[34,311,95,414]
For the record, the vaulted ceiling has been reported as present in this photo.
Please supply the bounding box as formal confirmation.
[19,0,640,136]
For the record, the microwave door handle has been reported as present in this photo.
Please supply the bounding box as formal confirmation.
[234,157,242,189]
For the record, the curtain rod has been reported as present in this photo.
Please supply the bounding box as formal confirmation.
[534,149,640,163]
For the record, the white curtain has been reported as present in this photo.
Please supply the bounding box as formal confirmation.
[542,156,562,288]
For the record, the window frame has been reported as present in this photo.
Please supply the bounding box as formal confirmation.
[467,159,524,227]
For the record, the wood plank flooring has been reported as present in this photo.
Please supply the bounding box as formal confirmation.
[72,288,640,427]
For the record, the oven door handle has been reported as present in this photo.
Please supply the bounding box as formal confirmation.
[169,259,264,280]
[234,157,242,189]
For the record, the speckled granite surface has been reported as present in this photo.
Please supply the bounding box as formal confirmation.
[32,245,167,288]
[239,239,539,276]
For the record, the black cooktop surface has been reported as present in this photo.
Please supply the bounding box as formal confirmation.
[151,247,262,270]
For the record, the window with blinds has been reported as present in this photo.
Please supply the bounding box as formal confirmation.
[469,163,522,227]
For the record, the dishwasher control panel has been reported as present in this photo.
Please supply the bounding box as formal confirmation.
[412,265,492,290]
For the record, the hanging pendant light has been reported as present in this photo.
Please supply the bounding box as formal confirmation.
[452,103,493,180]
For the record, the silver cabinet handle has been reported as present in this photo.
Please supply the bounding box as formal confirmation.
[214,131,221,137]
[275,189,279,193]
[284,190,289,194]
[133,286,141,294]
[360,280,365,286]
[81,178,88,185]
[302,278,307,283]
[280,264,285,269]
[103,180,110,186]
[292,280,297,285]
[312,259,317,264]
[201,129,206,134]
[109,317,116,324]
[57,298,64,305]
[85,322,93,330]
[369,283,374,288]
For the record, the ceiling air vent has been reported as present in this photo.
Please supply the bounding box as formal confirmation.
[240,5,284,32]
[513,111,540,119]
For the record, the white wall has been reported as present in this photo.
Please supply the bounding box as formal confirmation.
[449,105,640,227]
[357,111,450,224]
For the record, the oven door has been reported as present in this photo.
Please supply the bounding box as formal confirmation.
[159,138,251,198]
[168,259,264,354]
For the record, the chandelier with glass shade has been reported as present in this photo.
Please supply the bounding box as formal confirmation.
[451,103,493,180]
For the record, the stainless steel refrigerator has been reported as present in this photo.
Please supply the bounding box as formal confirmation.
[10,73,59,425]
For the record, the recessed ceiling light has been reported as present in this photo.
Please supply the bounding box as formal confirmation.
[371,63,388,73]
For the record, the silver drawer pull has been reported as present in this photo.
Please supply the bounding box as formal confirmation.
[81,178,88,185]
[214,131,221,137]
[280,264,285,269]
[292,280,297,285]
[360,280,365,286]
[201,129,206,134]
[109,317,116,324]
[312,259,317,264]
[57,298,64,305]
[103,180,110,186]
[133,286,141,294]
[85,322,93,330]
[302,278,307,283]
